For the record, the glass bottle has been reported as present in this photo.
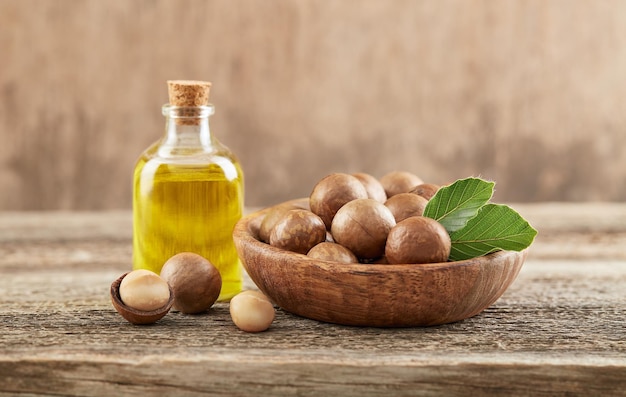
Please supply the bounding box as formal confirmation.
[132,80,244,301]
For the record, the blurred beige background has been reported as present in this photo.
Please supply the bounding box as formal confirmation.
[1,0,625,210]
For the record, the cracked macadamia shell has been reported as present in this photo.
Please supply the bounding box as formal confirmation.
[309,173,368,229]
[269,209,327,254]
[330,198,396,260]
[385,216,451,264]
[111,272,174,325]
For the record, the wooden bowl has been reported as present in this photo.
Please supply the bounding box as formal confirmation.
[234,200,527,327]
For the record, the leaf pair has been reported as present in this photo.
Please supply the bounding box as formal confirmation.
[423,177,537,261]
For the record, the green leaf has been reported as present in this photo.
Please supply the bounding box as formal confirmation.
[423,177,495,233]
[449,203,538,261]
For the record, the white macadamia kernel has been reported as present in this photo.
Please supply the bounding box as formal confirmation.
[119,269,170,311]
[229,290,275,333]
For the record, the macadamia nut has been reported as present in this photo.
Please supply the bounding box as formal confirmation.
[385,216,451,264]
[269,209,326,254]
[379,171,423,197]
[307,242,358,263]
[119,269,170,311]
[410,183,440,201]
[310,173,368,229]
[384,193,428,223]
[331,198,396,260]
[259,202,308,243]
[160,252,222,314]
[352,172,387,203]
[230,290,275,332]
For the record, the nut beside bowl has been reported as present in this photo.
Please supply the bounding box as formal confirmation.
[110,272,174,325]
[233,199,528,328]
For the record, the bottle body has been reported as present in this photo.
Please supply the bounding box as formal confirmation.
[132,105,244,301]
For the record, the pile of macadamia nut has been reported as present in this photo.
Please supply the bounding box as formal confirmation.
[261,171,451,265]
[111,252,275,331]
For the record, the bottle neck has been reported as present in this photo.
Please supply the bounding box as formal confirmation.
[162,105,215,149]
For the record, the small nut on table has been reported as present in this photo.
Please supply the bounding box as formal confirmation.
[230,290,275,333]
[160,252,222,314]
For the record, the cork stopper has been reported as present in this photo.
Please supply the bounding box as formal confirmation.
[166,80,212,125]
[167,80,211,107]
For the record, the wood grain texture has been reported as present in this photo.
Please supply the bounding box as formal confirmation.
[0,205,625,395]
[2,1,626,210]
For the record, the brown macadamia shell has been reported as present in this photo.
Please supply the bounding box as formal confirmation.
[330,198,396,260]
[385,216,451,264]
[307,242,358,263]
[384,193,429,223]
[259,202,307,243]
[160,252,222,314]
[269,209,327,254]
[309,173,369,229]
[379,171,424,197]
[352,172,387,203]
[410,183,441,201]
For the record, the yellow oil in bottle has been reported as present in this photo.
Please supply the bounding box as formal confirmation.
[133,80,244,301]
[132,154,244,301]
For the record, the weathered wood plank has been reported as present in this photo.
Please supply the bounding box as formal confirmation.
[0,259,625,395]
[1,260,624,355]
[0,356,623,397]
[0,211,132,242]
[0,208,625,395]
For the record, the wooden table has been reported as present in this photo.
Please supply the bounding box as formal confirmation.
[1,204,625,396]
